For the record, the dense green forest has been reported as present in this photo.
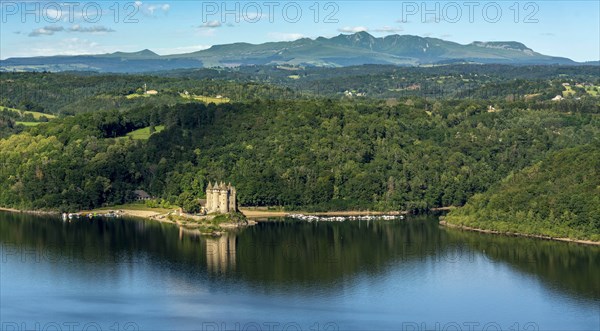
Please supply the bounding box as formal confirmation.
[443,145,600,241]
[2,64,598,116]
[161,64,600,100]
[0,65,599,240]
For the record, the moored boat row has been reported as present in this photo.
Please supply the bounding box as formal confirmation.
[62,210,123,221]
[287,214,404,222]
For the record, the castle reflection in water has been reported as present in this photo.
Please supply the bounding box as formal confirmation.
[205,235,237,273]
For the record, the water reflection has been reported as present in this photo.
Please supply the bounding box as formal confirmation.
[206,235,237,273]
[443,227,600,300]
[0,211,598,301]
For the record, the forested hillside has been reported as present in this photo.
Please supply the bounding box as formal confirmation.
[0,95,598,212]
[2,64,598,117]
[443,145,600,241]
[0,67,598,241]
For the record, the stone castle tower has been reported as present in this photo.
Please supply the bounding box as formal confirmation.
[205,182,237,214]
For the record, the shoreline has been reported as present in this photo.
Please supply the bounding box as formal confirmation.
[3,206,598,245]
[78,208,256,235]
[239,206,454,219]
[0,206,59,215]
[439,220,600,246]
[1,205,455,219]
[0,206,253,236]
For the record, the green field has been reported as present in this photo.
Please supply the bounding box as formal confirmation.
[585,86,599,96]
[562,85,576,97]
[125,125,165,140]
[125,93,151,99]
[16,122,42,127]
[562,84,600,97]
[180,93,230,104]
[0,106,56,119]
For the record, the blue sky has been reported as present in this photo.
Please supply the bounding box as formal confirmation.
[1,1,599,61]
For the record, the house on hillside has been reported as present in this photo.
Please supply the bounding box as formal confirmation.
[134,190,152,201]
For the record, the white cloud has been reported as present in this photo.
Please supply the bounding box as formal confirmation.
[29,26,64,37]
[338,26,368,33]
[200,21,222,28]
[29,25,115,37]
[267,32,305,41]
[373,26,403,33]
[134,1,171,17]
[69,25,115,33]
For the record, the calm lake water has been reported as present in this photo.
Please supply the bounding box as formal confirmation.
[0,211,598,331]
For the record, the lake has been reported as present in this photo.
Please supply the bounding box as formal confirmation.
[1,211,598,331]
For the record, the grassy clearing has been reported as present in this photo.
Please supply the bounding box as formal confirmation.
[125,93,151,99]
[16,122,42,127]
[524,93,541,100]
[180,93,230,104]
[288,75,301,80]
[562,85,575,97]
[24,110,56,119]
[562,85,599,97]
[585,86,599,96]
[167,214,223,234]
[169,212,248,234]
[125,125,165,140]
[276,65,301,71]
[1,106,56,119]
[0,106,22,112]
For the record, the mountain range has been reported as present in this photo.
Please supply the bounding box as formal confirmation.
[0,32,580,73]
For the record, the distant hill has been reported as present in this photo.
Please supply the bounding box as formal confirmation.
[0,32,579,73]
[103,49,161,59]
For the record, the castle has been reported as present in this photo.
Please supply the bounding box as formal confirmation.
[205,182,237,214]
